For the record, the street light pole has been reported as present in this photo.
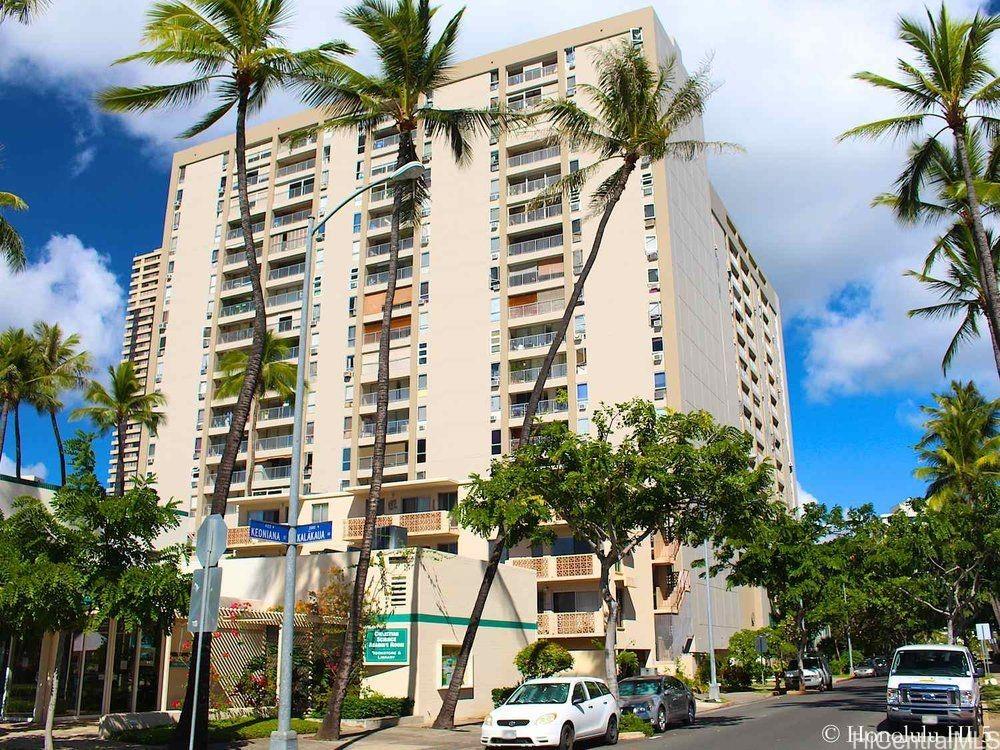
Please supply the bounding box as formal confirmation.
[269,161,424,750]
[843,582,854,676]
[704,539,721,702]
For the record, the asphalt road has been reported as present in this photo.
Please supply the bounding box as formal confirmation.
[640,678,985,750]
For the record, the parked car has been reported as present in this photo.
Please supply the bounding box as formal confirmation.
[481,677,620,748]
[886,644,984,732]
[853,659,878,678]
[618,675,696,731]
[783,655,834,691]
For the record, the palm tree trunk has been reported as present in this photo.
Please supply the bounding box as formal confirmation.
[433,540,506,729]
[953,128,1000,381]
[49,408,65,486]
[13,403,21,478]
[245,398,258,496]
[0,403,8,468]
[115,418,126,496]
[319,129,417,741]
[518,162,635,441]
[599,556,620,699]
[170,87,265,750]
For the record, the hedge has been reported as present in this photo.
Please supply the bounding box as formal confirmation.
[341,693,414,719]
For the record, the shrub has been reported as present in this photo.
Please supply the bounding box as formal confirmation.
[720,664,753,690]
[492,686,518,707]
[617,650,640,678]
[514,640,574,679]
[340,691,413,719]
[619,712,654,736]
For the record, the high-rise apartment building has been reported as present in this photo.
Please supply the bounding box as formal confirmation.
[107,247,165,494]
[129,8,795,673]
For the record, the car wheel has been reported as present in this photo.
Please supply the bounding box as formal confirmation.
[685,701,696,725]
[656,706,668,732]
[604,714,619,745]
[557,722,575,750]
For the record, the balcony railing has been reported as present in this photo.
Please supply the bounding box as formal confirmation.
[224,250,262,266]
[357,451,408,470]
[222,276,251,292]
[507,63,557,86]
[218,327,254,344]
[509,331,556,350]
[360,418,409,437]
[362,326,411,346]
[510,553,597,580]
[266,290,302,308]
[508,267,564,288]
[509,172,560,196]
[227,221,265,241]
[508,298,564,320]
[361,386,410,406]
[652,535,681,563]
[509,94,543,111]
[510,362,567,384]
[255,434,293,452]
[258,464,292,481]
[272,235,308,254]
[268,262,305,281]
[208,440,248,457]
[372,132,400,150]
[508,145,560,169]
[210,413,233,429]
[273,209,310,228]
[275,157,316,179]
[365,266,413,287]
[510,398,568,418]
[368,215,393,232]
[509,233,563,257]
[259,404,294,422]
[537,610,602,637]
[205,468,246,487]
[281,134,317,154]
[343,509,453,539]
[367,236,414,258]
[509,202,562,226]
[220,300,254,318]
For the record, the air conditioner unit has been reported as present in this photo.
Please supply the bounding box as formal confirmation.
[578,402,587,412]
[490,414,498,422]
[574,333,585,344]
[653,353,663,365]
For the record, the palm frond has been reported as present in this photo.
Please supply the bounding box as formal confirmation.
[837,114,929,142]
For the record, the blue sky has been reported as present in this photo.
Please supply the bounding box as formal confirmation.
[2,0,998,511]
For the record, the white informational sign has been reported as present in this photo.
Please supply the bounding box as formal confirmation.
[975,623,992,643]
[187,567,223,634]
[194,514,228,568]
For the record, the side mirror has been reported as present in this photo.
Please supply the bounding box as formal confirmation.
[573,695,586,706]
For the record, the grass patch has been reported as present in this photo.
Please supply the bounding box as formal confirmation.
[619,712,654,736]
[983,682,1000,713]
[112,717,321,745]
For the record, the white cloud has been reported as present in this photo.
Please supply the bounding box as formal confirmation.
[0,234,125,370]
[795,481,820,509]
[0,453,48,481]
[70,145,96,177]
[1,0,994,396]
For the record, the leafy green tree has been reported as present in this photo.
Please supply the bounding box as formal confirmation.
[303,0,513,736]
[0,191,27,271]
[215,330,297,495]
[516,41,736,437]
[29,323,92,484]
[71,362,165,497]
[0,0,50,24]
[0,327,40,476]
[842,5,1000,380]
[514,641,574,681]
[432,454,553,728]
[529,400,774,697]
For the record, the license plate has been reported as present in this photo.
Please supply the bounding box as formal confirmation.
[501,729,517,739]
[921,715,938,725]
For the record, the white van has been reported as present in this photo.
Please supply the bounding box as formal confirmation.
[886,644,984,731]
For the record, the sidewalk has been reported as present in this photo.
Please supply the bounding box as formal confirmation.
[697,689,777,714]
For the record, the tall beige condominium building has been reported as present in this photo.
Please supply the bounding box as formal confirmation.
[135,8,795,673]
[107,247,165,494]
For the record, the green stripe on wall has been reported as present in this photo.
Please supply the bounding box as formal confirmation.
[383,613,537,630]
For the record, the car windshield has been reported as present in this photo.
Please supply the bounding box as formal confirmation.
[787,659,821,670]
[507,683,570,705]
[619,680,660,697]
[891,650,970,678]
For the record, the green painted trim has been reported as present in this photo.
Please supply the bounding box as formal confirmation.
[0,473,60,491]
[383,613,537,631]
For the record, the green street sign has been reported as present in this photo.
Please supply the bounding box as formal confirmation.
[364,627,409,665]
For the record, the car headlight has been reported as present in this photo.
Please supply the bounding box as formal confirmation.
[960,691,976,707]
[640,701,654,712]
[886,688,899,704]
[483,714,494,726]
[535,713,557,725]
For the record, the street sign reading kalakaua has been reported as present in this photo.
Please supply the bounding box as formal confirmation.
[296,521,333,543]
[364,627,409,665]
[249,519,290,543]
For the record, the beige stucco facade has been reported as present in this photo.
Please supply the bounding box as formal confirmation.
[117,7,797,697]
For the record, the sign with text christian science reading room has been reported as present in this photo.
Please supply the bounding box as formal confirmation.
[364,627,409,665]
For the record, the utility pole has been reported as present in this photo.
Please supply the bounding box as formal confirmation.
[843,582,854,676]
[704,539,721,701]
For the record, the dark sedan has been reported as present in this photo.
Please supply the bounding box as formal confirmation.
[618,675,696,732]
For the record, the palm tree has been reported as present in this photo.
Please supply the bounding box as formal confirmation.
[0,328,39,477]
[29,323,92,485]
[914,380,1000,509]
[98,9,348,742]
[0,0,50,24]
[214,330,297,494]
[517,41,734,438]
[71,361,165,497]
[841,5,1000,382]
[0,191,27,272]
[302,0,510,738]
[907,223,1000,373]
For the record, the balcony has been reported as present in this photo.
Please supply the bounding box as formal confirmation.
[268,262,305,282]
[372,132,400,151]
[205,468,246,489]
[365,265,413,288]
[510,398,569,419]
[367,214,393,233]
[227,220,265,242]
[509,171,560,198]
[271,233,308,256]
[265,289,302,309]
[357,450,408,472]
[219,299,254,319]
[366,236,414,259]
[272,208,311,229]
[223,250,262,268]
[537,611,604,638]
[507,145,560,171]
[343,509,455,541]
[359,418,409,438]
[278,133,318,159]
[508,297,564,321]
[510,362,567,385]
[255,434,293,453]
[217,327,254,346]
[654,569,691,615]
[360,355,410,382]
[258,404,294,423]
[508,233,563,259]
[360,386,410,408]
[509,330,556,352]
[221,276,252,293]
[652,535,681,564]
[207,440,248,458]
[508,266,564,289]
[507,63,558,88]
[362,326,411,348]
[509,553,598,581]
[509,202,562,229]
[275,157,316,180]
[257,464,292,482]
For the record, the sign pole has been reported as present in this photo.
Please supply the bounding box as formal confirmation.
[188,570,211,750]
[188,514,226,750]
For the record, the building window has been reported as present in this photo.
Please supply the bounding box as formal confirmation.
[418,373,428,391]
[565,46,576,67]
[417,438,427,463]
[647,267,659,284]
[341,447,351,471]
[490,297,500,323]
[491,429,502,455]
[418,342,428,365]
[312,503,329,523]
[643,204,655,220]
[653,371,666,400]
[352,212,362,233]
[577,383,589,407]
[651,336,663,353]
[572,219,582,243]
[417,405,427,425]
[566,75,576,96]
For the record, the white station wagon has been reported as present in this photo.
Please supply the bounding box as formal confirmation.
[481,677,620,748]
